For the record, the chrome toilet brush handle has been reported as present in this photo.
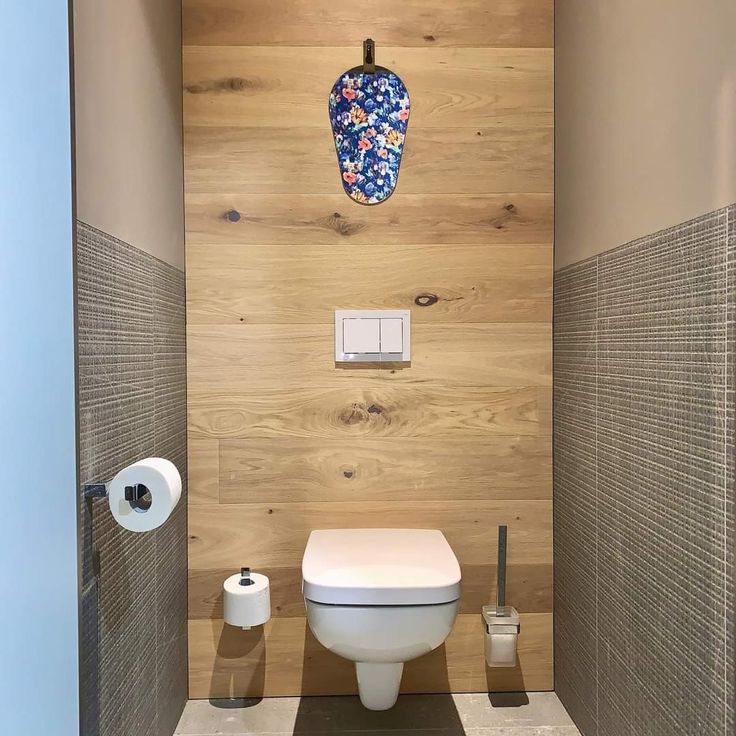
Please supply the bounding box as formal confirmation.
[496,525,508,616]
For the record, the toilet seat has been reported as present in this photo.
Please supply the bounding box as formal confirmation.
[302,529,461,606]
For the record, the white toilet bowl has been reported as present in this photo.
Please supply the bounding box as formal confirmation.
[302,529,461,710]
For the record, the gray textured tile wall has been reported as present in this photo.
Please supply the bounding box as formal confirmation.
[553,260,598,736]
[77,222,187,736]
[553,205,735,736]
[726,207,735,735]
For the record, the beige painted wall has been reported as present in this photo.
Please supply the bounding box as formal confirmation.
[555,0,736,269]
[73,0,184,269]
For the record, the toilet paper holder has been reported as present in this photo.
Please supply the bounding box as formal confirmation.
[239,567,256,586]
[84,458,182,533]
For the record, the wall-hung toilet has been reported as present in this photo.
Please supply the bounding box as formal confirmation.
[302,528,461,710]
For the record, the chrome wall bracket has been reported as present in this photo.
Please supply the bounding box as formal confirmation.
[84,483,148,503]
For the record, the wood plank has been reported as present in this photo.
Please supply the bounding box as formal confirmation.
[188,500,552,569]
[184,193,554,246]
[215,436,551,504]
[190,567,306,619]
[183,47,553,128]
[188,564,553,620]
[187,385,542,440]
[538,387,553,435]
[187,324,551,391]
[186,245,552,325]
[183,0,554,48]
[188,617,350,698]
[405,613,553,693]
[184,126,553,195]
[187,438,220,504]
[460,563,553,617]
[188,613,553,698]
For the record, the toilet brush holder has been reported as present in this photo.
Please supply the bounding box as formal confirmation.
[482,525,519,667]
[482,605,520,667]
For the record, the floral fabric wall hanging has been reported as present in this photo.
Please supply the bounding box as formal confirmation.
[329,39,410,205]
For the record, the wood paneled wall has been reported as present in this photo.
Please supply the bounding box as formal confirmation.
[184,0,553,698]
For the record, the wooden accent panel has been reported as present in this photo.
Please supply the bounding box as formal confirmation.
[185,0,553,697]
[216,435,552,504]
[183,47,553,129]
[188,613,553,698]
[185,193,554,246]
[184,126,553,194]
[183,0,553,48]
[187,245,552,324]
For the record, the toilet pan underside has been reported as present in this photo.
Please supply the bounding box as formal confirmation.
[304,598,459,663]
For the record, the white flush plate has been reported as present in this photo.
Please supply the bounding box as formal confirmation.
[335,309,411,363]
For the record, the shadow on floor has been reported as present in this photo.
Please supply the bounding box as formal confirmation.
[488,691,530,708]
[208,696,264,709]
[293,693,465,733]
[295,632,465,733]
[208,623,266,703]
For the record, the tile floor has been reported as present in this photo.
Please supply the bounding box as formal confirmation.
[175,692,580,736]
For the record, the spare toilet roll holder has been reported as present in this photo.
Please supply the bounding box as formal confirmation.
[239,567,255,586]
[223,566,271,630]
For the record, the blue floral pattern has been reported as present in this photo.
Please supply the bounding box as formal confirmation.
[329,70,410,205]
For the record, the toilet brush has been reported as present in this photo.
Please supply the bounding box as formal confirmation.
[482,525,520,667]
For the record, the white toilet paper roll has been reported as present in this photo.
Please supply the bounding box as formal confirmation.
[223,572,271,628]
[107,457,182,533]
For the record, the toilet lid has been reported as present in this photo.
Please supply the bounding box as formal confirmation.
[302,529,461,605]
